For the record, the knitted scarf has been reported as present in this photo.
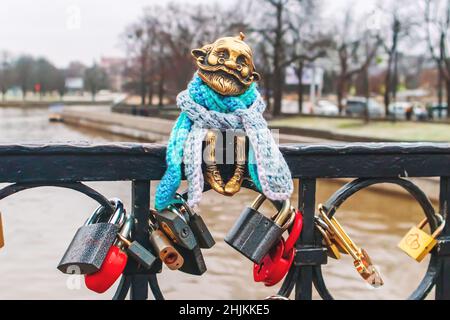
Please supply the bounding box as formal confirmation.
[155,74,293,210]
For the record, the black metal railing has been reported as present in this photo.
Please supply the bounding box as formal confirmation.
[0,142,449,300]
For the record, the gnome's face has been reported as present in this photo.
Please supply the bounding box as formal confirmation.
[191,34,260,96]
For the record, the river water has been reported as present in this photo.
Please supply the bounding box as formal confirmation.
[0,107,435,300]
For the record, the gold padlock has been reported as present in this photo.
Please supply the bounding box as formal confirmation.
[315,221,341,259]
[398,215,445,262]
[0,212,4,249]
[317,204,384,287]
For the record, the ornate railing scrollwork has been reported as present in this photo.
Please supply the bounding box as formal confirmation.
[0,142,449,300]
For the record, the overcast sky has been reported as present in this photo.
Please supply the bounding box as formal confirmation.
[0,0,378,68]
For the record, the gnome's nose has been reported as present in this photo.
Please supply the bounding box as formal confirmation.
[224,59,239,70]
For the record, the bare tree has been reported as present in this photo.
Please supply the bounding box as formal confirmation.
[377,0,416,116]
[55,69,66,100]
[0,52,13,101]
[33,58,59,99]
[287,0,330,113]
[245,0,295,116]
[121,2,236,105]
[253,41,274,112]
[332,8,380,113]
[424,0,450,117]
[14,55,35,101]
[84,63,109,101]
[125,25,151,106]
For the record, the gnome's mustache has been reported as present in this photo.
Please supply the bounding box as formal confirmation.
[197,63,252,86]
[198,70,246,96]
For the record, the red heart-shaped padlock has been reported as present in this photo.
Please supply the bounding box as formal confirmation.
[253,210,303,287]
[85,245,128,293]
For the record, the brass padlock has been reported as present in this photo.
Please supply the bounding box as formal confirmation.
[0,212,4,249]
[149,225,184,270]
[398,215,445,262]
[317,204,383,287]
[315,222,341,259]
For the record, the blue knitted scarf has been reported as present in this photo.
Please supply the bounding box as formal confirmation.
[155,74,293,210]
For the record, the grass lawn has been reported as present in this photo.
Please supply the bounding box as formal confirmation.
[270,117,450,142]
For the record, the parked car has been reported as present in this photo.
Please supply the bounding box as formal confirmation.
[313,100,339,116]
[345,97,384,118]
[413,104,428,121]
[388,102,428,121]
[388,102,410,119]
[428,103,448,119]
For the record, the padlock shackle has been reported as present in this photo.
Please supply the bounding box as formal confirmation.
[417,214,446,239]
[251,194,267,210]
[162,194,193,223]
[174,193,195,220]
[115,210,135,249]
[250,194,292,228]
[165,205,188,224]
[318,204,362,261]
[84,198,125,226]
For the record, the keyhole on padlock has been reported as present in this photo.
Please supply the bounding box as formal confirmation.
[181,227,190,238]
[164,251,177,265]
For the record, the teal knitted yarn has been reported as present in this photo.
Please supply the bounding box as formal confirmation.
[155,112,192,210]
[155,74,261,210]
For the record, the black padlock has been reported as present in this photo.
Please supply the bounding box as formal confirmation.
[224,194,294,264]
[151,204,207,276]
[173,194,215,249]
[58,199,125,274]
[175,244,207,276]
[152,205,197,250]
[116,214,157,270]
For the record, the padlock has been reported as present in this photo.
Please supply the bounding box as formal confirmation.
[58,199,125,274]
[153,205,197,250]
[85,209,157,293]
[84,209,133,293]
[149,222,184,270]
[398,215,445,262]
[173,194,215,249]
[0,212,4,249]
[175,244,207,276]
[318,204,383,287]
[116,233,157,270]
[315,218,341,259]
[253,210,303,287]
[151,208,207,275]
[225,194,294,264]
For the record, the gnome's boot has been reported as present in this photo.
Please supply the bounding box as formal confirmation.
[204,130,226,194]
[224,135,246,196]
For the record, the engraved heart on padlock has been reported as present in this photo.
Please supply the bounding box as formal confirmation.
[85,245,128,293]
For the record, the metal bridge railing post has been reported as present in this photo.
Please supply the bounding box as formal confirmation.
[295,178,317,300]
[436,177,450,300]
[129,180,151,300]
